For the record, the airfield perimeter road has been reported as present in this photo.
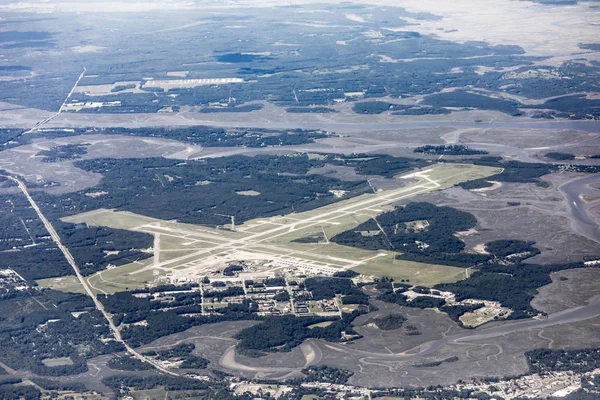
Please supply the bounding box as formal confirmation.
[3,174,179,376]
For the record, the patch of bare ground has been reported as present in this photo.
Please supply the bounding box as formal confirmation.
[412,173,600,264]
[531,268,600,315]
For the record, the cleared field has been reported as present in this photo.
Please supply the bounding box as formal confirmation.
[42,357,73,367]
[308,321,335,329]
[36,275,86,294]
[43,164,500,293]
[352,258,466,285]
[86,260,157,294]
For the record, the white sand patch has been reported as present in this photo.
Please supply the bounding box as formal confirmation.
[167,71,189,78]
[236,190,261,196]
[345,13,366,23]
[71,45,105,53]
[455,228,478,237]
[472,243,489,254]
[471,181,503,193]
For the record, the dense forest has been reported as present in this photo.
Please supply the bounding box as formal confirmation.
[414,145,488,156]
[297,366,354,384]
[36,144,88,163]
[0,289,123,376]
[527,348,600,374]
[32,154,372,227]
[234,311,363,352]
[332,202,488,267]
[365,313,407,330]
[304,277,369,304]
[26,126,329,148]
[435,262,592,319]
[142,343,210,369]
[422,90,523,116]
[457,158,557,189]
[107,355,154,371]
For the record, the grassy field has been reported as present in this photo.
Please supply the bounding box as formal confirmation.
[307,321,335,329]
[352,258,467,285]
[36,275,87,294]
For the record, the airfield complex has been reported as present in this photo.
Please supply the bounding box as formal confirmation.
[0,0,600,398]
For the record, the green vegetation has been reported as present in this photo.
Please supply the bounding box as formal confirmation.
[340,155,428,178]
[216,53,272,63]
[0,384,42,400]
[103,374,209,391]
[527,348,600,374]
[142,344,209,369]
[414,356,459,368]
[366,313,407,330]
[332,202,488,267]
[531,94,600,118]
[273,291,290,302]
[485,240,540,259]
[440,303,484,324]
[353,101,405,114]
[414,145,488,156]
[180,356,209,369]
[393,107,451,115]
[108,355,154,371]
[305,277,368,304]
[435,262,593,319]
[0,289,123,376]
[333,270,359,278]
[143,343,195,359]
[111,83,136,92]
[235,311,363,352]
[34,126,328,148]
[299,366,354,384]
[545,152,575,161]
[375,290,445,309]
[34,154,371,227]
[457,158,556,189]
[36,144,88,162]
[579,43,600,51]
[59,221,154,276]
[0,193,153,279]
[223,265,244,276]
[423,91,522,116]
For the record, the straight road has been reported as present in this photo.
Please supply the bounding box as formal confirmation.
[23,67,86,134]
[4,174,178,376]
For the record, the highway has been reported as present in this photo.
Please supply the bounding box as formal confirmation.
[4,174,179,376]
[23,67,87,135]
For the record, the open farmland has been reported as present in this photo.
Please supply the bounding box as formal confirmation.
[44,163,501,294]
